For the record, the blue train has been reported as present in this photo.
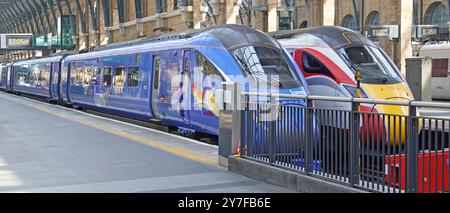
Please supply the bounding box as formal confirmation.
[0,25,309,137]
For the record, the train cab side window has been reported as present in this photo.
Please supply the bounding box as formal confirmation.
[153,55,161,90]
[195,52,224,81]
[103,67,112,87]
[127,67,139,87]
[114,67,125,88]
[302,52,334,79]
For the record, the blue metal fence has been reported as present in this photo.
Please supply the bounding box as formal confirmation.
[239,92,450,193]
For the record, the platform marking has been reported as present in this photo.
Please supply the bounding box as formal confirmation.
[0,93,218,166]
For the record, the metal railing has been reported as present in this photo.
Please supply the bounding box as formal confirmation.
[237,92,450,193]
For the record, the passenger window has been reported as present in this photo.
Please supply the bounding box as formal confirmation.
[103,67,112,87]
[94,67,101,76]
[114,67,125,88]
[75,66,84,85]
[84,67,92,85]
[92,67,101,86]
[127,67,139,87]
[184,55,189,75]
[39,65,50,89]
[153,55,161,90]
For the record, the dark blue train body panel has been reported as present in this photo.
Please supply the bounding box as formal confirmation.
[62,25,309,136]
[10,55,66,101]
[2,25,309,138]
[0,63,13,91]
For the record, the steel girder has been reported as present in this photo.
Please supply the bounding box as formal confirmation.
[116,0,126,23]
[102,0,112,27]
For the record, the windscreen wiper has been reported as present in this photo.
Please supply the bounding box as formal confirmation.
[341,53,389,82]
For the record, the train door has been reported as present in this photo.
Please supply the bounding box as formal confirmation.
[189,51,224,135]
[92,66,104,106]
[7,66,12,91]
[180,50,192,124]
[60,62,70,103]
[151,55,161,120]
[50,62,58,100]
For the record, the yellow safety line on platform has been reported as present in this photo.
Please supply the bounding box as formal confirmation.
[1,94,217,166]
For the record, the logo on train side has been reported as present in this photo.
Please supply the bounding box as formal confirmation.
[289,89,306,96]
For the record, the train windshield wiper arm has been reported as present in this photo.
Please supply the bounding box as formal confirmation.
[341,53,389,82]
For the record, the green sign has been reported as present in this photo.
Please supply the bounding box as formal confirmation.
[279,17,291,30]
[60,15,76,48]
[32,15,76,50]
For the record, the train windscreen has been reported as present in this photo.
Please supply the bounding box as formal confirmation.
[338,45,402,84]
[232,46,302,88]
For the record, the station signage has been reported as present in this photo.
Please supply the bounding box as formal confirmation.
[368,25,399,39]
[0,34,34,49]
[413,25,439,38]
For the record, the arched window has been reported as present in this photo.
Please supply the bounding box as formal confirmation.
[342,14,357,31]
[366,11,380,26]
[299,21,308,28]
[425,2,448,26]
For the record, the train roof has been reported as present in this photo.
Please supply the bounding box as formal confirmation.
[270,26,373,49]
[419,42,450,51]
[12,54,67,66]
[93,24,279,52]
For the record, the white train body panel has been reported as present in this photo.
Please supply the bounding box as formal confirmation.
[419,43,450,100]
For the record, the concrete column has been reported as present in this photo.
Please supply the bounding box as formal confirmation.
[91,30,100,47]
[193,0,202,29]
[225,0,241,24]
[398,0,413,75]
[267,0,278,32]
[136,19,144,37]
[79,33,89,51]
[322,0,335,26]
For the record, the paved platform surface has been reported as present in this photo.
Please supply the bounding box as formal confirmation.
[0,92,291,193]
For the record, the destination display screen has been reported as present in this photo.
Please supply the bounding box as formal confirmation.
[5,35,33,48]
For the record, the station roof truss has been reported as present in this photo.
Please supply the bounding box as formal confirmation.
[0,0,133,35]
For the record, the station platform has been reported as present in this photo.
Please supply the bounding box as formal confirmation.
[0,92,290,193]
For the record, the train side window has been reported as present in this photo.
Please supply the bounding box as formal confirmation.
[183,53,189,75]
[75,66,84,85]
[153,55,160,90]
[127,67,139,87]
[94,67,101,76]
[84,67,92,86]
[92,67,101,86]
[103,67,112,87]
[432,59,448,77]
[114,67,125,88]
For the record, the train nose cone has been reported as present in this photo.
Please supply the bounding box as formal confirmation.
[361,83,417,145]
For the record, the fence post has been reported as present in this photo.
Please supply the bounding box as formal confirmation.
[304,97,313,174]
[240,93,249,157]
[406,103,418,192]
[218,82,241,167]
[268,95,277,165]
[349,100,360,186]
